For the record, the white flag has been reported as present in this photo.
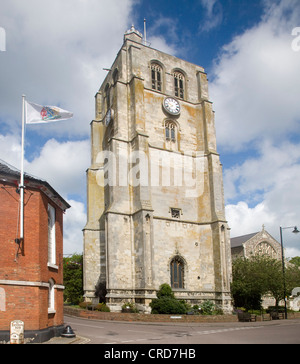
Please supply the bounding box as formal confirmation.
[26,101,73,124]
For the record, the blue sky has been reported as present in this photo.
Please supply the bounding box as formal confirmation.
[0,0,300,256]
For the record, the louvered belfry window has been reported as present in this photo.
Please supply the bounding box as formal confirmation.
[174,71,184,99]
[151,63,162,91]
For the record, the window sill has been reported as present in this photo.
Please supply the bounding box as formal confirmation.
[47,263,59,270]
[48,309,56,314]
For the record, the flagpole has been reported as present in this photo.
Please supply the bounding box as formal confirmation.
[19,94,26,242]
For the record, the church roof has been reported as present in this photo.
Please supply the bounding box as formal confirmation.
[230,232,259,248]
[0,159,70,211]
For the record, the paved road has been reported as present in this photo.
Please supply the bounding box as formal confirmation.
[64,315,300,344]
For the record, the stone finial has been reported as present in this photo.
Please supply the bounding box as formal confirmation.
[124,25,143,43]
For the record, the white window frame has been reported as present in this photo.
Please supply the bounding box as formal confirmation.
[47,204,57,268]
[48,278,56,314]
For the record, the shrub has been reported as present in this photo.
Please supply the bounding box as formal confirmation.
[78,301,89,309]
[95,303,110,312]
[200,300,215,315]
[150,284,188,314]
[121,302,139,313]
[192,305,202,315]
[150,297,188,314]
[157,283,175,299]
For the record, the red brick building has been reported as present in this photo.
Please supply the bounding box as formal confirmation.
[0,160,70,343]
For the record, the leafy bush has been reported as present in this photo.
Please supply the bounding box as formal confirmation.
[192,305,201,315]
[157,283,175,299]
[78,301,89,309]
[150,283,188,314]
[95,303,110,312]
[150,296,188,314]
[121,302,139,313]
[200,300,215,315]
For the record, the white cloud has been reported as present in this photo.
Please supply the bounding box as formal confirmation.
[26,140,90,256]
[64,199,86,255]
[210,0,300,151]
[25,138,90,199]
[0,133,22,167]
[226,201,300,258]
[223,139,300,258]
[210,0,300,257]
[0,134,89,255]
[148,35,178,56]
[146,16,180,56]
[199,0,223,32]
[0,135,90,200]
[0,0,137,255]
[226,201,276,237]
[0,0,136,137]
[224,140,300,203]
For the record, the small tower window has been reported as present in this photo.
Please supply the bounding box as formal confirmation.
[170,208,181,219]
[151,63,162,91]
[165,121,176,142]
[164,120,178,151]
[174,72,185,99]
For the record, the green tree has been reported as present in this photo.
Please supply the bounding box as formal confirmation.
[231,257,263,311]
[286,257,300,295]
[231,255,286,310]
[63,253,83,305]
[289,256,300,268]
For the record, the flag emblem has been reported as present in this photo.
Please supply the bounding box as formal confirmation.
[40,106,61,121]
[25,101,73,124]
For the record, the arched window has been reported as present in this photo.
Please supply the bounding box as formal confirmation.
[164,120,178,151]
[170,256,184,289]
[174,71,185,99]
[151,63,162,91]
[254,242,277,258]
[165,121,176,142]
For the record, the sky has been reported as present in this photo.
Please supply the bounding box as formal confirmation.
[0,0,300,257]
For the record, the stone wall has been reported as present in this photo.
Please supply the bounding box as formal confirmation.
[64,306,300,323]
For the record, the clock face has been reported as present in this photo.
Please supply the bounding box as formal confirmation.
[163,97,180,115]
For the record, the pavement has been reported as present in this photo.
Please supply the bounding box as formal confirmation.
[37,335,90,344]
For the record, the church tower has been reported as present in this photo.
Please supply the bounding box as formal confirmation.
[83,26,232,313]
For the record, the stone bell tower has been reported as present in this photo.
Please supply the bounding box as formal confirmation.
[83,26,232,313]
